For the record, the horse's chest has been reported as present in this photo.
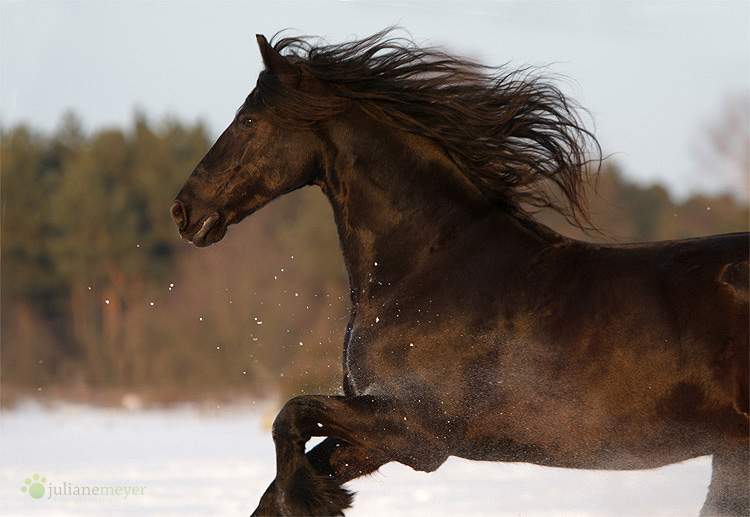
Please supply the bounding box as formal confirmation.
[343,312,505,400]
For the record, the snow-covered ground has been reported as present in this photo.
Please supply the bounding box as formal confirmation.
[1,401,712,516]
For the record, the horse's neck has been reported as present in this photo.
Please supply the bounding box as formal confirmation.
[317,114,548,302]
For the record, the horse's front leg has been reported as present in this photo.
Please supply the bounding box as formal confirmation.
[252,395,449,516]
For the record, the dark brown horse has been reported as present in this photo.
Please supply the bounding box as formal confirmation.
[171,30,749,516]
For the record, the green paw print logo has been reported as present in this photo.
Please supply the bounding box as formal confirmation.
[21,473,46,499]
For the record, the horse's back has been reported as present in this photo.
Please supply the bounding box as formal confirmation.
[598,231,749,423]
[710,233,750,303]
[577,231,748,314]
[656,231,748,307]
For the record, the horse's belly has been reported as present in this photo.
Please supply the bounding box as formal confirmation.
[453,432,710,470]
[453,389,743,470]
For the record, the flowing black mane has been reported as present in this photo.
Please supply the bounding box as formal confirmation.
[255,29,601,229]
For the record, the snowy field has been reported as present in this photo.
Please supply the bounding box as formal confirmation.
[1,401,712,516]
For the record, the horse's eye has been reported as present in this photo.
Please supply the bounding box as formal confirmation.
[242,118,255,127]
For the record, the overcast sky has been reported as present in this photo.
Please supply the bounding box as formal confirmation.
[2,1,748,199]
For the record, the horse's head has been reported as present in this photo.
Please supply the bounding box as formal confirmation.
[171,35,326,247]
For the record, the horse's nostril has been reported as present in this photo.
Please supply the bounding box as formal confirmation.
[171,200,187,232]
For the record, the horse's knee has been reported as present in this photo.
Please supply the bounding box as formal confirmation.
[271,396,321,443]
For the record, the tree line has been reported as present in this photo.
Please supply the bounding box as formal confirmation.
[1,115,747,404]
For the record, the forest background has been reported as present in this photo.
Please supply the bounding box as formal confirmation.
[2,104,748,406]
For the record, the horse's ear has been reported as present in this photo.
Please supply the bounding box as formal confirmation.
[256,34,300,87]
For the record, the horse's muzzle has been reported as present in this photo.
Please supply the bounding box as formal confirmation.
[171,200,223,247]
